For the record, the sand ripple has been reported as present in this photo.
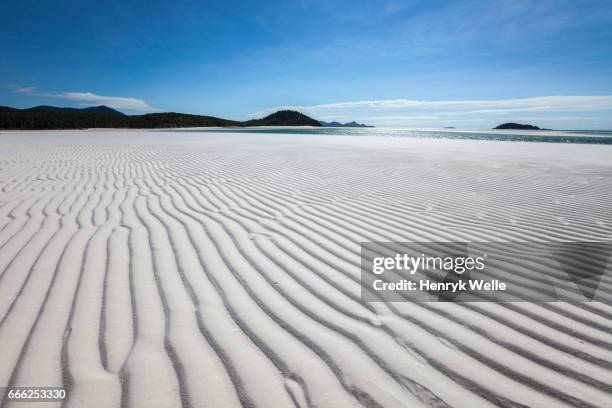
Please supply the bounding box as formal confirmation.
[1,131,611,408]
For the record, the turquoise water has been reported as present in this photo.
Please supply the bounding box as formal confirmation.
[176,127,612,145]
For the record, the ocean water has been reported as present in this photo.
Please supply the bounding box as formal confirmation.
[177,127,612,145]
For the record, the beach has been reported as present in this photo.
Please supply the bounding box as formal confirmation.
[1,129,611,408]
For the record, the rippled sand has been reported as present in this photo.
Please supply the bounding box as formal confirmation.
[1,130,611,408]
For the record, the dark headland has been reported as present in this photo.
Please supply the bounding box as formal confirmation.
[0,106,373,130]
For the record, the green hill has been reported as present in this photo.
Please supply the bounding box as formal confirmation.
[27,105,125,116]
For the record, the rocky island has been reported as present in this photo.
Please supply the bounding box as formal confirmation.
[319,120,373,128]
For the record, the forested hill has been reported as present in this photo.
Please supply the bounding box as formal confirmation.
[0,106,322,130]
[27,105,126,115]
[244,110,322,127]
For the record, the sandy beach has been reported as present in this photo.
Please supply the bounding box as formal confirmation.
[1,129,611,408]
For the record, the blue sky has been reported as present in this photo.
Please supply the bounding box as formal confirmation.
[2,0,612,128]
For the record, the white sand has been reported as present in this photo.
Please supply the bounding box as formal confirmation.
[0,130,611,408]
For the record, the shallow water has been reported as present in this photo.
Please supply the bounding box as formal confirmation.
[175,127,612,144]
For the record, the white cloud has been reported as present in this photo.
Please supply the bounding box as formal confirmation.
[8,84,38,93]
[253,95,612,127]
[8,85,158,112]
[50,92,158,112]
[259,96,612,114]
[316,114,353,121]
[360,115,441,121]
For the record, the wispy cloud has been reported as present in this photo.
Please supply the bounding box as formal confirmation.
[49,92,159,112]
[8,84,38,93]
[253,96,612,127]
[8,85,159,112]
[258,96,612,114]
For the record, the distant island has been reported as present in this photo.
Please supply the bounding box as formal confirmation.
[319,120,373,128]
[494,123,550,130]
[0,106,327,130]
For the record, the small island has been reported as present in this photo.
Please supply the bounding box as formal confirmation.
[494,123,546,130]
